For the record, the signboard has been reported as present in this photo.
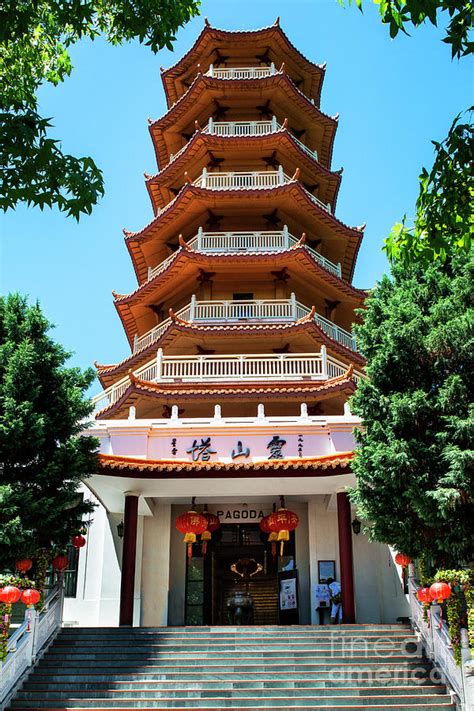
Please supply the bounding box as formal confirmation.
[278,570,299,624]
[207,505,270,522]
[318,560,336,583]
[314,583,331,609]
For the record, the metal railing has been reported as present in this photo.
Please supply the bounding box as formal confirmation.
[0,585,63,709]
[146,226,341,282]
[408,577,472,709]
[206,64,275,80]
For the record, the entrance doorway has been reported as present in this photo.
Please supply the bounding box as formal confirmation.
[185,523,297,625]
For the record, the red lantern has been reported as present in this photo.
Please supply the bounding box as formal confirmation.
[21,589,41,607]
[417,587,432,604]
[429,582,451,604]
[394,552,412,568]
[260,515,278,558]
[15,558,33,574]
[52,554,69,571]
[176,510,208,558]
[0,585,21,604]
[201,512,220,555]
[71,534,86,549]
[267,507,299,556]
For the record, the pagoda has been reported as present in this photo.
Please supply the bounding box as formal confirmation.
[86,19,369,628]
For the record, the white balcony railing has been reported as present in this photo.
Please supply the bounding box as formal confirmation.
[203,117,319,162]
[146,227,342,283]
[207,64,275,80]
[191,168,331,214]
[91,347,362,413]
[132,295,357,355]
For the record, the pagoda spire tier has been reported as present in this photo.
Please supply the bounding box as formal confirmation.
[148,72,337,169]
[145,124,342,214]
[160,20,326,107]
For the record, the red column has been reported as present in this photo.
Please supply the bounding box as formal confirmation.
[119,493,139,626]
[337,491,356,623]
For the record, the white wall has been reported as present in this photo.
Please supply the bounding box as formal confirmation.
[140,502,171,626]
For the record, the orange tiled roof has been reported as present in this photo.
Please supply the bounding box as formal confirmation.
[98,451,354,476]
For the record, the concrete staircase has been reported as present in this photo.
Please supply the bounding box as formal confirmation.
[9,625,455,710]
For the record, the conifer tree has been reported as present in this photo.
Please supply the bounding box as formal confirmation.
[0,294,97,572]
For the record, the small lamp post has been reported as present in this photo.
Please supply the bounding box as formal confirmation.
[117,520,124,539]
[351,518,361,535]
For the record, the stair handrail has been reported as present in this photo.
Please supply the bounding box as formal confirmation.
[0,583,64,710]
[408,572,473,710]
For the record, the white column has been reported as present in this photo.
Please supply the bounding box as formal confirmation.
[141,503,171,626]
[156,348,163,381]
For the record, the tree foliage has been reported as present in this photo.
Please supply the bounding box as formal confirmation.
[342,0,473,58]
[350,254,474,569]
[0,294,98,571]
[0,0,201,219]
[384,113,473,266]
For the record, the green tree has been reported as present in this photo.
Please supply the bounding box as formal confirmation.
[342,0,473,58]
[0,294,98,572]
[1,0,200,219]
[350,252,474,570]
[384,113,473,266]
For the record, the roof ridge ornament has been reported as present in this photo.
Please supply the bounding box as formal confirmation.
[144,172,152,181]
[169,308,191,326]
[178,234,194,251]
[147,117,154,125]
[356,223,366,232]
[184,171,192,184]
[292,232,306,249]
[291,167,301,181]
[332,112,339,122]
[122,228,133,237]
[194,120,202,131]
[296,305,316,325]
[274,16,280,26]
[204,17,210,27]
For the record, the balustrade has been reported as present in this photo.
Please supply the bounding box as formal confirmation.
[206,64,275,80]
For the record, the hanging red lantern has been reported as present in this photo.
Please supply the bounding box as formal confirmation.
[201,511,220,555]
[267,507,299,556]
[52,554,69,571]
[0,585,21,604]
[176,510,208,558]
[429,582,451,604]
[394,552,412,568]
[417,587,432,604]
[21,589,41,607]
[15,558,33,574]
[71,534,86,549]
[259,515,277,558]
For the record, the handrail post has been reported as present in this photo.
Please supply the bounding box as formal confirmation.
[190,294,196,322]
[197,226,203,250]
[133,334,138,353]
[201,166,207,188]
[147,266,152,281]
[320,345,328,378]
[270,62,275,75]
[271,115,277,132]
[337,262,342,278]
[283,224,289,248]
[156,348,163,381]
[208,116,213,133]
[208,63,214,77]
[290,292,297,321]
[278,164,284,185]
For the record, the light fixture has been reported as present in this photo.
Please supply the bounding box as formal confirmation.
[117,520,124,539]
[351,518,361,535]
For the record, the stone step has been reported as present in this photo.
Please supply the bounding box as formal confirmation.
[15,686,448,700]
[51,640,418,649]
[22,680,440,691]
[43,648,419,659]
[8,696,456,708]
[52,635,418,645]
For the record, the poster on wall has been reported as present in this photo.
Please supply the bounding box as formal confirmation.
[278,570,299,624]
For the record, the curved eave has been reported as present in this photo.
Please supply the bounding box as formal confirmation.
[98,451,353,478]
[114,247,366,346]
[95,375,356,420]
[95,319,365,389]
[161,23,325,107]
[126,182,363,284]
[146,129,342,214]
[149,73,337,169]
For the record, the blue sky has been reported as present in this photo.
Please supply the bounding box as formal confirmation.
[1,0,471,385]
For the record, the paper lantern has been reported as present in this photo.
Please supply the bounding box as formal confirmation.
[417,587,432,604]
[52,554,69,571]
[15,558,33,574]
[201,512,220,555]
[21,589,41,606]
[0,585,21,604]
[394,552,412,568]
[429,582,451,604]
[267,508,299,556]
[71,534,86,549]
[176,510,208,558]
[260,515,278,558]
